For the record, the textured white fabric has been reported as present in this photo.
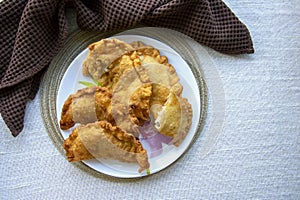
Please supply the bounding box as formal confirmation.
[1,0,300,199]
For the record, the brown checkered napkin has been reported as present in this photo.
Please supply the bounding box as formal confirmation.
[0,0,254,137]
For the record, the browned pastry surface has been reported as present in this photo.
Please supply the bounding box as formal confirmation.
[82,39,153,84]
[150,85,193,146]
[63,121,150,173]
[59,39,195,175]
[60,86,113,130]
[82,38,134,80]
[154,92,181,138]
[173,97,193,146]
[98,50,141,91]
[110,67,151,137]
[60,95,75,130]
[129,83,153,126]
[91,45,182,93]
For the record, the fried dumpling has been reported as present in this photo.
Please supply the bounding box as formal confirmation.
[98,50,141,91]
[59,83,152,135]
[150,85,193,146]
[153,92,181,137]
[63,121,150,173]
[82,38,151,83]
[97,47,180,92]
[174,97,193,146]
[65,38,193,148]
[129,83,153,126]
[82,38,134,80]
[111,67,152,137]
[137,48,183,96]
[60,86,114,130]
[97,47,159,92]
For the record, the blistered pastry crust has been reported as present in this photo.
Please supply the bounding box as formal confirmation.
[63,121,150,173]
[60,86,113,130]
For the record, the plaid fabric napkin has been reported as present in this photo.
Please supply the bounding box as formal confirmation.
[0,0,254,137]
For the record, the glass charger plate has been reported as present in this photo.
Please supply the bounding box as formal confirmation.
[40,27,208,179]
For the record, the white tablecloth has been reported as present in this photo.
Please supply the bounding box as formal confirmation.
[1,1,299,199]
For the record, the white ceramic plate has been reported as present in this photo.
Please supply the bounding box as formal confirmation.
[56,35,201,178]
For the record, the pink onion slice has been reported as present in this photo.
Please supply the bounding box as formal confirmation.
[138,120,173,158]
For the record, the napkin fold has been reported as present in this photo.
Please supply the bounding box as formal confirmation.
[0,0,254,137]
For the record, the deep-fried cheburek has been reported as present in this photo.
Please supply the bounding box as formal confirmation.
[129,83,153,126]
[63,121,150,173]
[82,39,151,82]
[153,92,181,137]
[95,47,182,94]
[150,92,193,146]
[111,67,152,137]
[137,48,183,96]
[82,38,134,80]
[59,83,153,136]
[149,84,193,146]
[98,50,141,91]
[90,44,190,141]
[61,38,194,170]
[174,97,193,146]
[60,86,114,130]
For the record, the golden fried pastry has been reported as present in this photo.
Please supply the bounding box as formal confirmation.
[111,67,151,137]
[129,41,152,49]
[174,97,193,146]
[155,93,193,146]
[137,48,183,96]
[98,48,162,92]
[97,47,181,93]
[150,85,193,146]
[129,83,153,126]
[148,84,170,120]
[98,50,141,91]
[60,86,113,130]
[59,83,152,135]
[63,38,193,150]
[63,121,150,173]
[139,63,182,96]
[82,38,134,80]
[60,95,75,130]
[103,47,188,141]
[150,83,171,106]
[154,92,181,137]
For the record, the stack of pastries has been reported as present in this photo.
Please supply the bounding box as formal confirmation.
[60,38,193,173]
